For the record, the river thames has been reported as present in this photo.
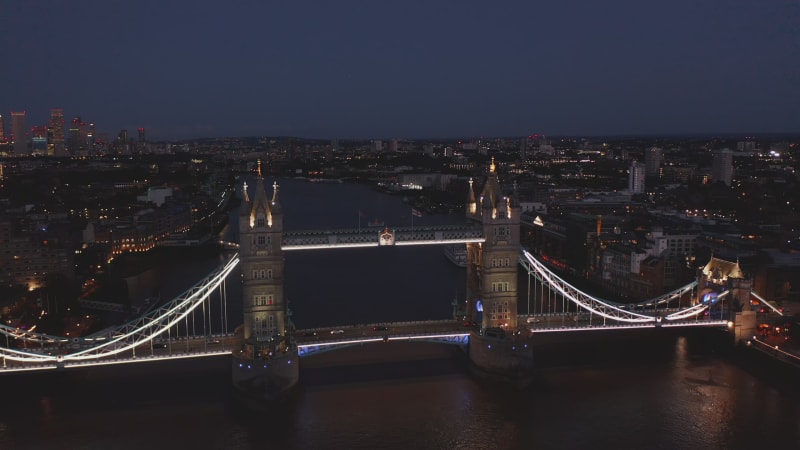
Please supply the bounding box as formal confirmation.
[2,177,799,449]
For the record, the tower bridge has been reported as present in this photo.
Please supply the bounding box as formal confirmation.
[2,159,784,393]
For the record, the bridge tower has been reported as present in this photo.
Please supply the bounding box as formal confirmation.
[232,162,298,400]
[465,157,522,329]
[697,256,755,342]
[465,158,532,377]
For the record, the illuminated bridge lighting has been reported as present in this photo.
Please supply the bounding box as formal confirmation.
[1,246,736,369]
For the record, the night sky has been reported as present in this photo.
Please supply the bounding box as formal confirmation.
[2,1,798,140]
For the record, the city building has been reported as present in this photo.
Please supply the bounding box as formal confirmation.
[644,146,663,177]
[138,186,173,207]
[11,111,28,155]
[48,108,66,156]
[117,129,129,154]
[628,160,645,194]
[68,117,89,155]
[712,149,734,186]
[31,125,48,155]
[0,217,74,290]
[138,127,146,151]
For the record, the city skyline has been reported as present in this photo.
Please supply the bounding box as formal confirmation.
[2,1,798,140]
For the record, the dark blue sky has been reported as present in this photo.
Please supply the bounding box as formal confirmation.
[2,1,798,140]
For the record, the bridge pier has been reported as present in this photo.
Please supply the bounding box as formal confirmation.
[468,331,534,383]
[231,352,299,401]
[733,310,757,344]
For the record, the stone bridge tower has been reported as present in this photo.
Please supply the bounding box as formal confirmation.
[697,256,755,343]
[232,162,298,400]
[465,158,521,330]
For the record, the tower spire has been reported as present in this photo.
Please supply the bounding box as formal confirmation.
[272,180,281,207]
[257,160,262,178]
[489,156,496,173]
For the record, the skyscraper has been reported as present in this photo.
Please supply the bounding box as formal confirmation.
[0,115,7,155]
[712,149,734,186]
[31,125,48,155]
[48,108,66,156]
[68,117,82,154]
[628,161,645,194]
[117,129,129,154]
[11,111,28,155]
[87,123,95,153]
[138,127,146,151]
[644,147,663,177]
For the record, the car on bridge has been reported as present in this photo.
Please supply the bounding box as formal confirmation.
[330,329,344,335]
[373,326,389,331]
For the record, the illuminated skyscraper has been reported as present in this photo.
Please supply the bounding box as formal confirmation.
[48,108,66,156]
[11,111,28,155]
[138,127,146,151]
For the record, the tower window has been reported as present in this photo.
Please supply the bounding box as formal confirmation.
[256,217,265,227]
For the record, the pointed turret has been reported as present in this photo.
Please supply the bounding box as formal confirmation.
[480,157,502,218]
[271,180,282,214]
[467,178,478,217]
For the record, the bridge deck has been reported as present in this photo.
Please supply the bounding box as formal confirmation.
[1,318,730,373]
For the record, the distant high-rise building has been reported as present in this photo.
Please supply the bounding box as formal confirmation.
[0,115,7,155]
[87,123,95,153]
[68,117,82,154]
[48,108,66,156]
[736,141,756,152]
[11,111,28,155]
[371,140,383,152]
[712,149,734,186]
[138,127,146,150]
[644,147,662,177]
[118,129,129,154]
[31,125,48,155]
[628,161,645,194]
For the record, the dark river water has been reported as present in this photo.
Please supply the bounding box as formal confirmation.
[2,177,799,449]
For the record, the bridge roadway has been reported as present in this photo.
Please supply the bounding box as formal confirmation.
[1,315,732,373]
